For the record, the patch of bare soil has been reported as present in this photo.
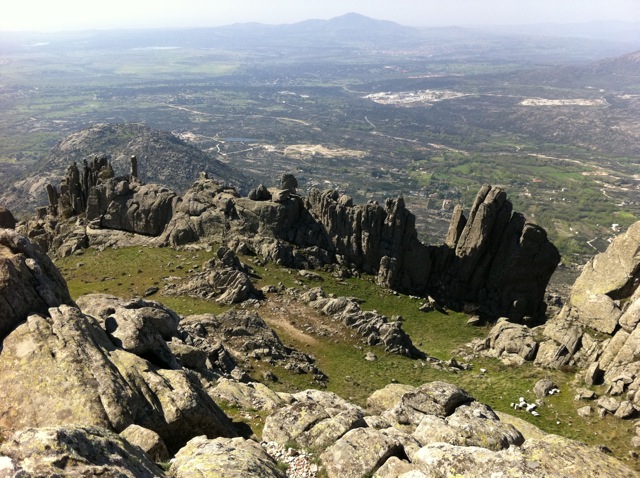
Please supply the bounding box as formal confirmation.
[258,295,352,348]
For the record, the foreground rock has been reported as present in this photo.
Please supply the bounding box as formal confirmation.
[170,436,286,478]
[0,228,74,339]
[264,381,637,478]
[0,304,237,452]
[0,425,164,477]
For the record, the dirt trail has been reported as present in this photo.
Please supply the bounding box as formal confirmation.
[259,295,348,348]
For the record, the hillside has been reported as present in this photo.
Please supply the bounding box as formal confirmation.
[1,123,252,216]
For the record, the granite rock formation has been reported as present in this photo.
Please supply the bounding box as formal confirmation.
[24,158,559,321]
[481,220,640,422]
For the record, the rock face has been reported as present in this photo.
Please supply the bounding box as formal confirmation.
[25,154,560,320]
[436,185,560,320]
[0,425,164,477]
[0,229,74,340]
[24,160,558,321]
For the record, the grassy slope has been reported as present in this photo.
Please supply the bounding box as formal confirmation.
[56,246,639,469]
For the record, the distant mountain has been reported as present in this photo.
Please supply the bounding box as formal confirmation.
[590,49,640,77]
[0,13,424,53]
[2,14,635,63]
[508,49,640,90]
[2,123,252,216]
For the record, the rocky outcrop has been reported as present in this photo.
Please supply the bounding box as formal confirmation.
[0,425,164,477]
[480,220,640,421]
[0,235,240,453]
[164,247,261,304]
[0,304,237,452]
[435,184,560,320]
[94,180,177,236]
[302,287,424,358]
[0,228,74,339]
[304,189,430,292]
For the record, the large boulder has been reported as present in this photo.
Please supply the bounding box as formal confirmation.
[0,229,74,339]
[0,425,164,477]
[413,402,524,451]
[262,390,367,450]
[320,427,405,478]
[77,293,181,368]
[485,318,539,363]
[0,304,237,453]
[96,181,177,236]
[169,436,286,478]
[382,381,473,430]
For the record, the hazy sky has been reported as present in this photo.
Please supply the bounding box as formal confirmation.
[2,0,640,32]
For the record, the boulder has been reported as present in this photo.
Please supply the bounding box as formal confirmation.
[0,206,17,229]
[382,381,473,431]
[0,229,74,339]
[120,424,170,462]
[0,425,163,477]
[262,390,366,450]
[76,294,180,369]
[571,221,640,312]
[320,427,405,478]
[179,310,317,374]
[533,379,557,399]
[485,318,539,362]
[169,436,285,478]
[96,180,177,237]
[366,383,416,414]
[248,184,272,201]
[413,402,524,451]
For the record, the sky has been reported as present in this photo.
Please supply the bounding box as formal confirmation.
[2,0,640,32]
